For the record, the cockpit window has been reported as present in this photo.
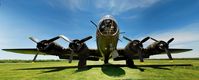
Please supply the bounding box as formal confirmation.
[99,19,117,35]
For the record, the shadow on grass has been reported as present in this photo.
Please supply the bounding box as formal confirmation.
[15,64,192,74]
[16,66,89,73]
[101,64,125,77]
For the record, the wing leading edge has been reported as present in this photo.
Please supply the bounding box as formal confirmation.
[2,48,192,60]
[114,48,192,60]
[163,48,192,54]
[2,48,101,61]
[2,48,46,55]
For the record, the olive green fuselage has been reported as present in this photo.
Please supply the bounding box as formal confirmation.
[96,15,119,63]
[96,30,119,60]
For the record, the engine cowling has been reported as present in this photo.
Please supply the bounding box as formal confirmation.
[36,40,64,54]
[146,38,174,60]
[29,36,63,61]
[60,36,92,63]
[125,40,142,53]
[123,36,150,62]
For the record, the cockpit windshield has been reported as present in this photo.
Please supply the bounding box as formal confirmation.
[99,19,117,35]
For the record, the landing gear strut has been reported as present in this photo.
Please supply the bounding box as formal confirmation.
[104,57,109,64]
[126,58,135,68]
[104,55,109,64]
[78,56,87,69]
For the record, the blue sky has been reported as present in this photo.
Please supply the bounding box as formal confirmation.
[0,0,199,60]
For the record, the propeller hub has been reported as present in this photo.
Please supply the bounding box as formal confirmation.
[158,41,168,50]
[69,39,82,52]
[129,40,143,50]
[36,40,49,51]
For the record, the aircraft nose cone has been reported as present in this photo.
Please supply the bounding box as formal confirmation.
[104,15,112,18]
[103,15,114,19]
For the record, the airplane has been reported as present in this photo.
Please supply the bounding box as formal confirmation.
[2,15,192,69]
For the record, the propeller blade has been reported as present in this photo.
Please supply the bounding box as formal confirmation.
[150,37,158,42]
[68,50,74,63]
[47,36,60,43]
[123,36,132,42]
[79,36,92,43]
[167,38,174,44]
[29,37,39,43]
[120,32,125,34]
[164,48,173,60]
[137,48,144,62]
[119,39,122,42]
[140,37,150,44]
[33,52,39,61]
[58,35,72,43]
[43,42,53,50]
[90,20,98,28]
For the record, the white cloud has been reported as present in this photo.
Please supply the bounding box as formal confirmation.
[45,0,160,15]
[95,0,160,15]
[143,22,199,58]
[146,22,199,47]
[46,0,90,11]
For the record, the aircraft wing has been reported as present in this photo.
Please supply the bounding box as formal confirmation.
[168,48,192,53]
[114,48,193,60]
[2,48,101,60]
[147,48,193,56]
[2,48,47,55]
[147,48,193,55]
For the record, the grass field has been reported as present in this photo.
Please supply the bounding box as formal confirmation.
[0,59,198,80]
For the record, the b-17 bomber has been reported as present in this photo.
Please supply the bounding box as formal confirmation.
[2,15,192,69]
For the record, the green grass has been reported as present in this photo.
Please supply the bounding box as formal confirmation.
[0,59,198,80]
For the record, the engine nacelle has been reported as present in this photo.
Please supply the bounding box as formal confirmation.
[36,40,64,55]
[124,40,142,57]
[146,41,168,54]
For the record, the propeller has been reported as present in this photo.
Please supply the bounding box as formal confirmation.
[90,20,101,33]
[33,52,39,62]
[59,35,92,63]
[29,36,60,61]
[123,36,150,62]
[58,35,72,43]
[68,49,75,63]
[150,37,174,60]
[123,36,132,42]
[29,37,39,43]
[90,20,98,28]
